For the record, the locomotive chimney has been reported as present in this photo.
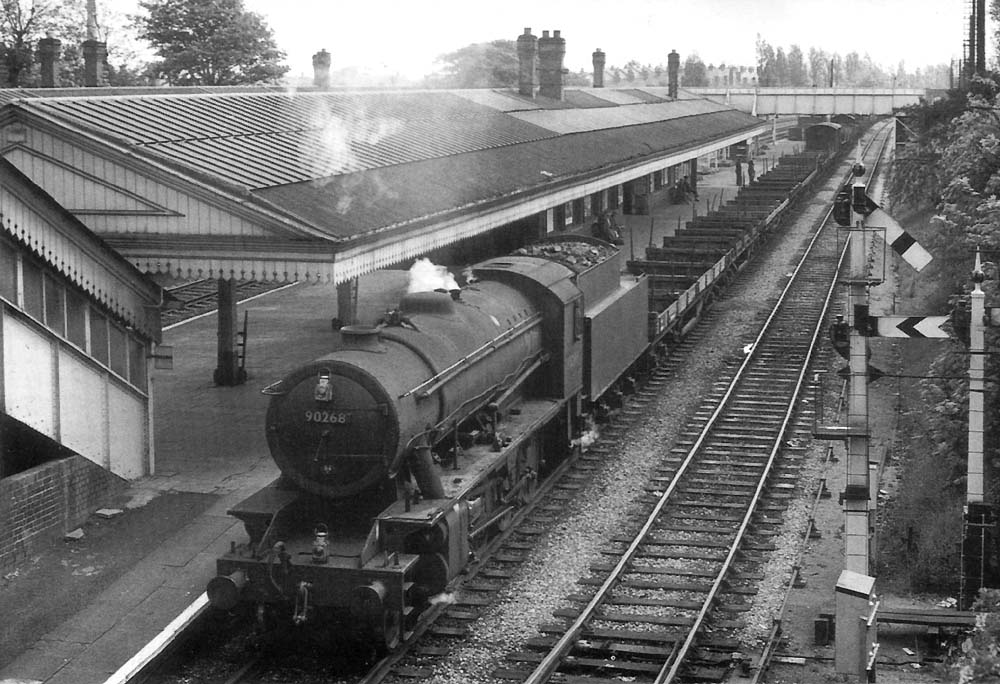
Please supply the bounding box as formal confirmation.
[592,48,605,88]
[537,29,566,100]
[339,325,383,351]
[313,49,331,89]
[668,49,680,99]
[516,27,537,97]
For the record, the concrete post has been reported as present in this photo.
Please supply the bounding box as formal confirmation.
[968,251,985,503]
[961,251,993,609]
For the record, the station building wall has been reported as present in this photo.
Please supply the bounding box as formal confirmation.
[0,158,162,571]
[0,453,122,571]
[1,234,152,479]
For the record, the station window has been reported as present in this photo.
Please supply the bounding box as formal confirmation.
[108,321,128,379]
[129,337,147,391]
[0,240,15,303]
[44,274,65,336]
[0,239,149,393]
[90,307,109,365]
[65,288,87,349]
[21,258,43,319]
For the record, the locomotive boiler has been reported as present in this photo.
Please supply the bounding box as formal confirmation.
[207,237,649,649]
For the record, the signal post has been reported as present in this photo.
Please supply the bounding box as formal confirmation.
[819,168,880,680]
[822,164,934,680]
[843,186,873,576]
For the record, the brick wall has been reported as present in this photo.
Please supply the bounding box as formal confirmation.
[0,455,124,571]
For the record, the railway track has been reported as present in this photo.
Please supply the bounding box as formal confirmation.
[161,279,293,327]
[504,202,844,683]
[488,123,895,684]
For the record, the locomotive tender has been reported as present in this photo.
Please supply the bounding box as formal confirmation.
[207,237,649,649]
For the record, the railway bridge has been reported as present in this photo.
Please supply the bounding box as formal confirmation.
[688,86,932,115]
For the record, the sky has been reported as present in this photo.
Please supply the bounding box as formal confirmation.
[108,0,978,82]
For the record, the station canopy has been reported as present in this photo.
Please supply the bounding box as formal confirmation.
[0,86,766,285]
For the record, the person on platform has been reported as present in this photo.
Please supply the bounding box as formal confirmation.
[747,158,756,183]
[680,175,698,202]
[603,210,624,245]
[592,211,623,245]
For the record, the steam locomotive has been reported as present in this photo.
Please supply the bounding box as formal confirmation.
[206,237,650,650]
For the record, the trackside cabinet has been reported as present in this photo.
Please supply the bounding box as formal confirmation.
[835,569,877,680]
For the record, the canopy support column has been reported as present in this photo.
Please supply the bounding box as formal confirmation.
[213,277,245,386]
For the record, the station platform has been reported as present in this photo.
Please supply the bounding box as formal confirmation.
[0,140,802,684]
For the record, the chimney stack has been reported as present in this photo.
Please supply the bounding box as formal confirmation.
[668,49,680,99]
[313,49,331,89]
[592,48,605,88]
[37,36,61,87]
[82,40,107,86]
[516,27,537,97]
[537,29,566,100]
[82,0,106,87]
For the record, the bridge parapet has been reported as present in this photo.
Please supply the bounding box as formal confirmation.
[688,87,926,116]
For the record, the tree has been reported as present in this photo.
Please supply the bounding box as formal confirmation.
[1,0,54,86]
[808,47,828,86]
[755,34,776,86]
[843,51,861,85]
[0,0,147,87]
[432,40,517,88]
[787,45,808,86]
[134,0,288,86]
[680,53,706,87]
[773,47,789,86]
[955,589,1000,683]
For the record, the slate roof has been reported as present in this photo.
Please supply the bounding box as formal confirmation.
[256,109,758,239]
[2,86,765,242]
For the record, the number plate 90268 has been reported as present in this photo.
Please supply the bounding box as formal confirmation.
[305,411,350,424]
